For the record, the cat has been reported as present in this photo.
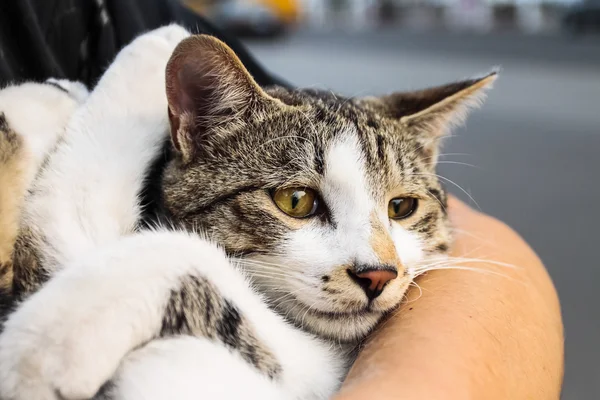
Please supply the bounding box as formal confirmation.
[0,24,496,400]
[0,78,88,303]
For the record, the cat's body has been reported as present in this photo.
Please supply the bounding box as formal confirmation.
[0,24,495,400]
[0,79,89,301]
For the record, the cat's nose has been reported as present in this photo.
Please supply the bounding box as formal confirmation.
[348,266,398,301]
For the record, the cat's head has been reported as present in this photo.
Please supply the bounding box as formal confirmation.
[162,35,495,342]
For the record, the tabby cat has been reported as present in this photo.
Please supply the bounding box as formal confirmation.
[0,25,495,400]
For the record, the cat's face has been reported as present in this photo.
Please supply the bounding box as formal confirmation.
[162,36,495,342]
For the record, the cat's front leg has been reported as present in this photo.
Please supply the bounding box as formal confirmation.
[94,337,285,400]
[0,230,263,400]
[19,24,190,276]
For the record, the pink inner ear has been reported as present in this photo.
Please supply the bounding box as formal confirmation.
[167,106,181,152]
[177,88,195,116]
[170,66,197,116]
[166,64,197,153]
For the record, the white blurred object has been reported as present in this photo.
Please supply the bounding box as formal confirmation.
[444,0,493,32]
[300,0,376,31]
[349,0,377,31]
[303,0,330,28]
[516,4,544,32]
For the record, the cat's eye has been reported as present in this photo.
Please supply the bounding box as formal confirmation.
[388,197,418,220]
[272,187,319,218]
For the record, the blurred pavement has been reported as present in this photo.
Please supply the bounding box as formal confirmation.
[246,30,600,399]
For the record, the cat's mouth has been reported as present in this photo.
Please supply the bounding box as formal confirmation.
[306,306,376,319]
[266,291,396,342]
[295,302,387,342]
[275,291,395,318]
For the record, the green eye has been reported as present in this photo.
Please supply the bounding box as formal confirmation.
[272,187,319,218]
[388,198,418,220]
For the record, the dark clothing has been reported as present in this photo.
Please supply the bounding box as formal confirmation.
[0,0,289,88]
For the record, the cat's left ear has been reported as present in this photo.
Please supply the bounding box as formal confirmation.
[361,70,497,143]
[165,34,280,163]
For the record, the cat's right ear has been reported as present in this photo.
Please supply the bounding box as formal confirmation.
[358,71,497,162]
[364,72,497,134]
[165,35,278,163]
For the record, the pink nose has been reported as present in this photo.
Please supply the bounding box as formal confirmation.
[348,267,398,300]
[356,269,398,291]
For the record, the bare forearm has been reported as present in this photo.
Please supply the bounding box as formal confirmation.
[336,198,564,399]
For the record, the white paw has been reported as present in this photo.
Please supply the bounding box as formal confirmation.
[147,23,191,47]
[116,24,190,73]
[108,337,284,400]
[91,24,190,115]
[0,268,146,400]
[0,232,193,400]
[0,301,120,400]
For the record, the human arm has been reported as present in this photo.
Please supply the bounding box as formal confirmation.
[335,195,564,399]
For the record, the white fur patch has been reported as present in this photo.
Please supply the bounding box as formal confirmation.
[390,225,424,276]
[322,131,375,263]
[109,337,284,400]
[276,131,381,306]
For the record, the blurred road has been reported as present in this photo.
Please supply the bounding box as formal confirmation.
[246,31,600,399]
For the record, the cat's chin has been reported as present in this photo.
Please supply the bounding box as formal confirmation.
[273,300,387,343]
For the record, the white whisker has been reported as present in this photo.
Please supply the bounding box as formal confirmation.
[433,160,479,169]
[413,171,481,211]
[414,265,521,283]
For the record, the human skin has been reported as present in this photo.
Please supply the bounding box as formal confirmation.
[335,195,564,400]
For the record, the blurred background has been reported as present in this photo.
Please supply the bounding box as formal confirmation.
[188,0,597,398]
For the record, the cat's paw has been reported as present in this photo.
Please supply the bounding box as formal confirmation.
[0,270,141,400]
[92,24,190,114]
[120,24,189,62]
[148,23,191,46]
[0,305,119,400]
[113,24,189,74]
